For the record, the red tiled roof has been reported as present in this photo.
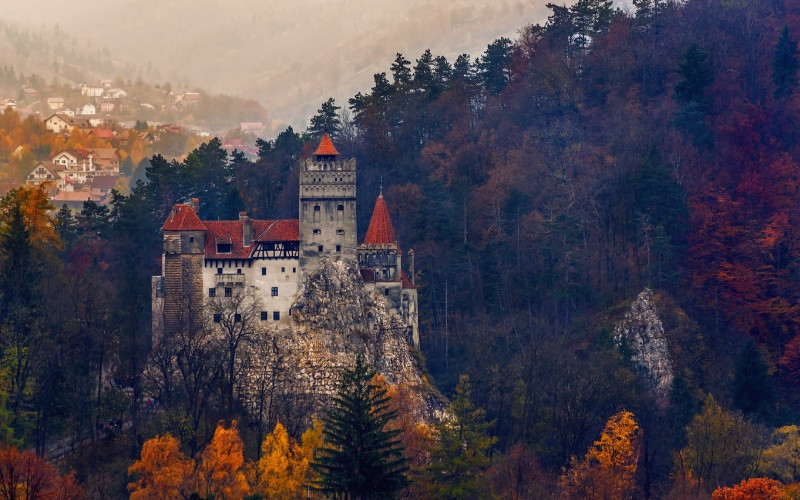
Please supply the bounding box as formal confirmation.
[313,133,340,156]
[162,204,207,231]
[363,194,396,245]
[203,219,299,259]
[401,271,419,289]
[92,129,115,139]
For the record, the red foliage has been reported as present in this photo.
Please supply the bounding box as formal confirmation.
[0,446,83,499]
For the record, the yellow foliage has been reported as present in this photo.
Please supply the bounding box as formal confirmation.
[254,421,309,499]
[192,420,250,499]
[127,434,193,500]
[762,426,800,484]
[560,410,641,499]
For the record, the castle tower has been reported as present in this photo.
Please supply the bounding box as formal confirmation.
[299,133,357,275]
[159,199,206,338]
[358,192,420,347]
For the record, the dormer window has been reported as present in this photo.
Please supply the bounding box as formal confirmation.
[217,243,232,254]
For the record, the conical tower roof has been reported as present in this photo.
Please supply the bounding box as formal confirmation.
[363,193,397,245]
[313,132,340,157]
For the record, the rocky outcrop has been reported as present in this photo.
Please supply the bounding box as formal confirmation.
[240,258,446,427]
[613,288,674,405]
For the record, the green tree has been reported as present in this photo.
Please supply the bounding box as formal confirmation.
[673,43,714,143]
[390,53,412,88]
[312,355,408,498]
[773,26,799,99]
[308,97,342,139]
[732,339,774,421]
[420,375,498,498]
[477,38,514,95]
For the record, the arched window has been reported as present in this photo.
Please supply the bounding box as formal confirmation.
[313,205,321,222]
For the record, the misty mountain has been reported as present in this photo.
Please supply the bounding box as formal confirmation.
[2,0,552,131]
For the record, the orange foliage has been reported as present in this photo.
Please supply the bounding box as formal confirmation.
[191,421,250,499]
[377,375,434,470]
[127,434,193,500]
[711,478,784,500]
[0,446,82,499]
[560,410,641,499]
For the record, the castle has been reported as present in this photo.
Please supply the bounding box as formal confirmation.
[151,133,419,346]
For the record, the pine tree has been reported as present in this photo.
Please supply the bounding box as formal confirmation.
[420,375,498,498]
[312,355,408,498]
[773,26,799,99]
[477,38,513,95]
[673,43,714,144]
[390,53,412,87]
[308,97,342,139]
[732,339,774,420]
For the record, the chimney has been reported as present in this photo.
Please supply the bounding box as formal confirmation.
[190,198,200,212]
[408,249,415,284]
[240,211,252,246]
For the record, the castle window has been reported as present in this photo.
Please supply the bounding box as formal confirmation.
[237,268,242,274]
[189,237,194,243]
[336,245,341,253]
[271,287,278,297]
[234,313,241,323]
[281,267,285,273]
[209,288,216,297]
[337,204,344,221]
[261,311,268,321]
[217,243,232,254]
[262,267,266,275]
[313,229,321,234]
[213,314,221,323]
[313,205,321,222]
[225,287,232,297]
[318,245,324,252]
[273,311,280,321]
[336,229,344,235]
[384,289,390,296]
[292,267,296,273]
[217,268,223,274]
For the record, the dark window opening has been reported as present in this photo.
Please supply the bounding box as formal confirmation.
[237,268,242,274]
[234,313,241,323]
[213,314,221,323]
[262,267,266,275]
[336,245,341,253]
[292,267,296,273]
[313,205,321,222]
[281,267,285,273]
[217,243,232,254]
[273,311,280,321]
[318,245,323,252]
[261,311,268,321]
[225,287,232,297]
[271,287,278,297]
[189,237,194,243]
[313,228,321,234]
[217,268,223,274]
[336,229,344,235]
[209,288,215,297]
[385,289,390,296]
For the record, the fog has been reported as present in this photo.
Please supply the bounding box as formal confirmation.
[2,1,561,130]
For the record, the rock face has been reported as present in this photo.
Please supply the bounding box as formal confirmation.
[613,288,674,405]
[240,258,446,428]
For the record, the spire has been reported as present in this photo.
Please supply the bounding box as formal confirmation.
[313,132,340,157]
[363,193,397,245]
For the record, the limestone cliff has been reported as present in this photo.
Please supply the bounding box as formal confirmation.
[240,258,446,427]
[613,288,674,405]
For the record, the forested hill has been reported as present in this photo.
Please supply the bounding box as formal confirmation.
[5,0,800,497]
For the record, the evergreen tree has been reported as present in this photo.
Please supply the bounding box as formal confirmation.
[413,49,435,92]
[390,53,412,87]
[421,375,498,498]
[478,38,514,95]
[773,26,799,99]
[732,339,774,420]
[312,355,408,498]
[308,97,342,139]
[673,43,714,144]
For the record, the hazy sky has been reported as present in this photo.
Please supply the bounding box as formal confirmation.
[4,1,570,131]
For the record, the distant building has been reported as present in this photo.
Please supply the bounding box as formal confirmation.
[46,97,65,110]
[44,114,76,134]
[80,84,103,97]
[0,98,17,109]
[79,103,97,116]
[240,122,265,135]
[98,79,113,88]
[51,148,96,184]
[25,161,67,190]
[88,148,121,172]
[91,174,121,194]
[104,88,127,99]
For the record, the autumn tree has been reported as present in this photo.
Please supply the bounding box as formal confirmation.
[674,395,766,494]
[312,355,408,498]
[761,425,800,484]
[128,434,194,500]
[190,420,250,499]
[712,477,784,500]
[0,446,82,500]
[560,410,642,499]
[253,421,308,499]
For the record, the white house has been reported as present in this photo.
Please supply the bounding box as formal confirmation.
[98,79,113,88]
[46,97,65,110]
[51,148,96,184]
[44,114,75,134]
[81,84,103,97]
[25,161,66,189]
[79,103,96,116]
[104,88,128,99]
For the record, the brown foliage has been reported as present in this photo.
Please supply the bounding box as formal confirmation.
[0,446,83,500]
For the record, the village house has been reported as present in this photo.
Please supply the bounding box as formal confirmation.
[0,98,17,109]
[98,79,113,88]
[25,161,67,190]
[79,103,97,116]
[80,83,103,97]
[88,148,121,172]
[53,189,104,211]
[46,97,65,111]
[90,174,121,195]
[100,101,116,113]
[51,148,96,184]
[44,114,76,134]
[104,88,127,99]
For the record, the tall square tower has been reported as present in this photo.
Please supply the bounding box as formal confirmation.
[298,133,357,274]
